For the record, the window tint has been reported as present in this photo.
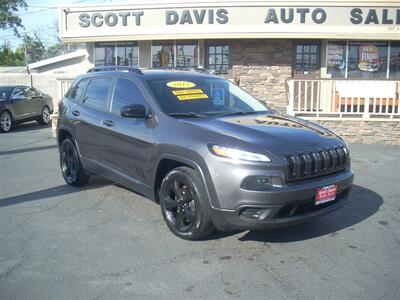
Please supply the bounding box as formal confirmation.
[12,87,24,97]
[83,77,112,111]
[24,88,36,98]
[68,78,89,102]
[111,78,147,115]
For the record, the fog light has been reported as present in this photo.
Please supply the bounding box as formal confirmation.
[239,208,270,220]
[241,176,272,191]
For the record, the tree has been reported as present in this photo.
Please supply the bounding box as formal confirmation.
[0,0,27,37]
[0,42,24,66]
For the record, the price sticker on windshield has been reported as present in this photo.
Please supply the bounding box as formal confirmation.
[177,93,209,101]
[166,81,196,89]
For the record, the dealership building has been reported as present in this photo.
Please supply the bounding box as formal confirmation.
[56,0,400,144]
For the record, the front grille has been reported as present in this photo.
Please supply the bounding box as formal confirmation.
[285,146,348,182]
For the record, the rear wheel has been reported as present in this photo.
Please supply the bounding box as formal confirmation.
[0,111,12,133]
[38,106,51,125]
[160,167,214,240]
[60,138,90,186]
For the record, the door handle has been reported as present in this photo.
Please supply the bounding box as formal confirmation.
[102,120,115,127]
[72,110,80,117]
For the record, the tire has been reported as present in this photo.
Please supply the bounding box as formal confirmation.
[59,138,90,187]
[0,110,12,133]
[160,166,215,240]
[38,106,51,125]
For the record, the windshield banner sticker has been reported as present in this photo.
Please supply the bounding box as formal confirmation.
[172,89,204,96]
[166,81,196,88]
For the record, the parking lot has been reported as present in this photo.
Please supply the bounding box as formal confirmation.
[0,122,399,299]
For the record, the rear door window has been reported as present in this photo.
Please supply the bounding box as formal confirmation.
[68,78,89,102]
[83,77,112,111]
[111,78,147,115]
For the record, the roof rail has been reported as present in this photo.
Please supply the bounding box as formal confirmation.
[87,66,143,75]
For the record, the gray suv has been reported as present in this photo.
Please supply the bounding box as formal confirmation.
[57,66,354,240]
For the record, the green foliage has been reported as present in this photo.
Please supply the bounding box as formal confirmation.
[0,42,24,66]
[0,0,27,36]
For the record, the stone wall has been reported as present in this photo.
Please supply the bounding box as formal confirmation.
[227,39,292,112]
[314,119,400,145]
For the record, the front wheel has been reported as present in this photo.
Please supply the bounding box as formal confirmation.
[0,110,12,133]
[160,167,215,240]
[38,106,51,125]
[60,138,90,186]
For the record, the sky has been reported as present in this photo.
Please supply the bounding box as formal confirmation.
[1,0,116,49]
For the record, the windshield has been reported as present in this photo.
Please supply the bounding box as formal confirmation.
[0,87,14,101]
[145,76,270,116]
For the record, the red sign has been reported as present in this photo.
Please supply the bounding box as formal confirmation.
[315,184,337,205]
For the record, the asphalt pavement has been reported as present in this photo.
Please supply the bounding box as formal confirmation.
[0,122,399,299]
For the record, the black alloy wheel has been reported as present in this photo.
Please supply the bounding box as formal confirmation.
[60,138,89,186]
[160,167,214,240]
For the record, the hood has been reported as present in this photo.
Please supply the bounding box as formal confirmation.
[180,113,344,155]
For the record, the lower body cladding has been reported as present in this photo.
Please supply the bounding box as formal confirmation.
[210,171,354,231]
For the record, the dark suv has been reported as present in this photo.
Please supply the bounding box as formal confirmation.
[57,66,354,240]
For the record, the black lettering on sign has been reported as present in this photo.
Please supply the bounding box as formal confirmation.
[382,9,394,24]
[350,8,363,24]
[365,9,379,24]
[118,12,130,26]
[180,10,193,24]
[281,8,294,23]
[208,9,214,24]
[397,9,400,24]
[216,9,228,24]
[296,8,310,23]
[91,13,103,27]
[132,11,144,25]
[264,9,279,23]
[79,13,90,27]
[166,10,179,25]
[193,9,206,23]
[104,12,118,26]
[312,8,326,24]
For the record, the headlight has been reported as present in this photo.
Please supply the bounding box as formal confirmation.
[209,145,271,162]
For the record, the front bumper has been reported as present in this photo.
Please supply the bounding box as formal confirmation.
[210,170,354,231]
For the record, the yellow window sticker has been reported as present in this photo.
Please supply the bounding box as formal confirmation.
[172,89,204,96]
[166,81,196,89]
[177,93,209,101]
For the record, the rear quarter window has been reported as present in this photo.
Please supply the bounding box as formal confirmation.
[83,77,112,111]
[67,78,90,102]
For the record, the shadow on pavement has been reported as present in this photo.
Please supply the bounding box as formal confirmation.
[5,121,51,133]
[0,177,111,208]
[237,185,382,243]
[0,144,57,156]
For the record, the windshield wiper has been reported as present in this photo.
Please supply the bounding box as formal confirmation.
[214,111,262,117]
[168,112,207,118]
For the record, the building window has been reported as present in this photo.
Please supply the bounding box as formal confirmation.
[348,42,388,79]
[326,42,347,78]
[389,42,400,79]
[152,42,174,68]
[94,42,138,67]
[294,42,320,76]
[207,44,230,74]
[176,41,198,68]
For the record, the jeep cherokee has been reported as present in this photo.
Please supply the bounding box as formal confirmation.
[57,66,354,240]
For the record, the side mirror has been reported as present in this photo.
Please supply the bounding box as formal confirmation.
[121,104,151,119]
